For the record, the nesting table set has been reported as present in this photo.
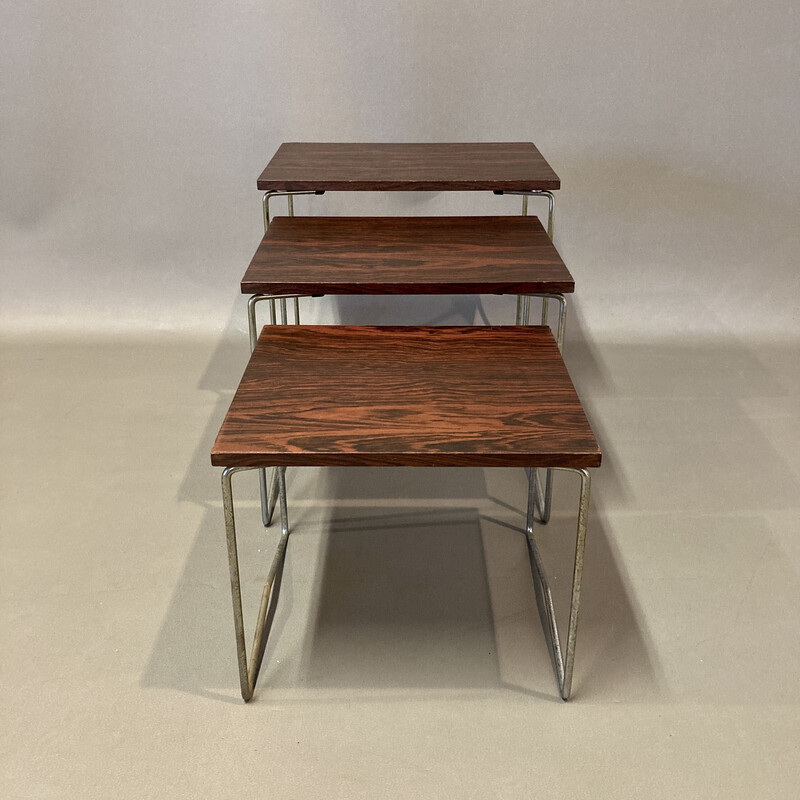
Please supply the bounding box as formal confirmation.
[211,143,601,702]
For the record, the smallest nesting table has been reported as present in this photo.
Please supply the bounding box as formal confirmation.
[212,325,601,702]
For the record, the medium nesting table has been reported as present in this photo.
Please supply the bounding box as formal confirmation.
[212,325,601,702]
[244,213,574,529]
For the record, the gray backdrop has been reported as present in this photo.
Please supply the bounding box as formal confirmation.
[1,0,798,339]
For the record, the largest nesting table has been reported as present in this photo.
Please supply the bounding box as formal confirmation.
[212,325,601,702]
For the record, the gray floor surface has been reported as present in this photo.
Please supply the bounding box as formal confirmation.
[1,332,799,799]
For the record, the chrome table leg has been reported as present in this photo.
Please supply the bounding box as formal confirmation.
[525,466,592,700]
[262,189,318,231]
[222,466,290,702]
[519,293,567,523]
[508,189,556,323]
[504,190,561,521]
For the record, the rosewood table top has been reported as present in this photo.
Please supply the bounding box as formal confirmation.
[211,326,600,469]
[241,216,573,296]
[257,142,561,192]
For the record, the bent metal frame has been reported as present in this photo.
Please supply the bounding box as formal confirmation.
[211,325,601,702]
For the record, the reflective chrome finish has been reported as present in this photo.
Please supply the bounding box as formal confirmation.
[518,293,567,524]
[502,189,555,239]
[262,190,317,231]
[532,464,553,525]
[525,466,592,700]
[507,189,556,330]
[517,293,567,352]
[222,466,291,702]
[247,294,305,349]
[220,462,593,702]
[246,294,263,353]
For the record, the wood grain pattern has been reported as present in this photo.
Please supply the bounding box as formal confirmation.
[211,326,601,468]
[241,216,574,296]
[257,143,561,191]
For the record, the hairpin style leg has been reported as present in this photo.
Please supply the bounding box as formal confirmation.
[524,466,592,700]
[222,465,290,702]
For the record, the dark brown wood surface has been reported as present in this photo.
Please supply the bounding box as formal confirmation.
[211,326,600,468]
[241,216,573,296]
[257,143,560,191]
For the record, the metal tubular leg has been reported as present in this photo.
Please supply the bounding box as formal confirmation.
[522,293,569,353]
[522,189,555,240]
[554,294,567,353]
[247,293,309,349]
[247,294,264,353]
[524,466,592,700]
[507,189,556,322]
[263,190,318,231]
[533,465,554,525]
[248,295,278,527]
[248,296,271,526]
[222,466,291,702]
[543,191,555,240]
[520,293,567,523]
[502,189,556,240]
[509,190,562,528]
[518,194,529,318]
[285,198,296,320]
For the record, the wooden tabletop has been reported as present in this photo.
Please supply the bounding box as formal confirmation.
[241,216,573,296]
[211,326,600,468]
[257,143,560,192]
